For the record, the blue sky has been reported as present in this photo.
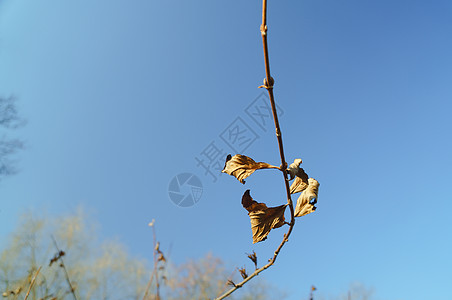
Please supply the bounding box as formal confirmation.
[1,1,452,299]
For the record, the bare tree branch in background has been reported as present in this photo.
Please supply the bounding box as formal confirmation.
[0,210,283,300]
[313,283,375,300]
[0,95,25,180]
[0,210,149,300]
[164,253,285,300]
[143,219,167,300]
[0,96,23,129]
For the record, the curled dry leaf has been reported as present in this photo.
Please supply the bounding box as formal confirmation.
[222,154,278,184]
[287,158,302,180]
[294,178,319,217]
[242,190,287,243]
[289,167,309,194]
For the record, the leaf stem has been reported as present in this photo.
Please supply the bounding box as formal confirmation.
[215,1,295,299]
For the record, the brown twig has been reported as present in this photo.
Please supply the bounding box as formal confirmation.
[23,266,41,300]
[51,236,78,300]
[142,268,157,300]
[215,1,295,299]
[142,220,163,300]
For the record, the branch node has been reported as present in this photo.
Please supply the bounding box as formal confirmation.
[283,233,289,243]
[279,162,287,171]
[259,77,274,89]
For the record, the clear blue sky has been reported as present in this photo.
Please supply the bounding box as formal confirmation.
[1,1,452,299]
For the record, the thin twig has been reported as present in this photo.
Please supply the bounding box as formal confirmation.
[215,0,295,298]
[23,266,41,300]
[142,220,161,300]
[51,236,78,300]
[142,269,157,300]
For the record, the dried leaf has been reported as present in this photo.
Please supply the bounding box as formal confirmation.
[241,189,259,210]
[289,167,309,194]
[222,154,278,184]
[287,158,302,180]
[242,190,287,243]
[294,178,319,217]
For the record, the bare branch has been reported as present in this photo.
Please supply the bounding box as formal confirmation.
[0,96,25,179]
[0,138,23,176]
[143,220,166,300]
[0,96,23,129]
[24,266,41,300]
[215,0,296,298]
[50,236,78,300]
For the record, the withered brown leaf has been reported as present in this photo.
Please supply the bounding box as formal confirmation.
[289,167,309,194]
[294,178,319,217]
[222,154,278,184]
[242,190,287,243]
[287,158,302,180]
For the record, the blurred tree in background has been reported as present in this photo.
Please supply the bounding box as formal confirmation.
[0,210,283,300]
[0,210,148,299]
[313,282,374,300]
[0,96,24,180]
